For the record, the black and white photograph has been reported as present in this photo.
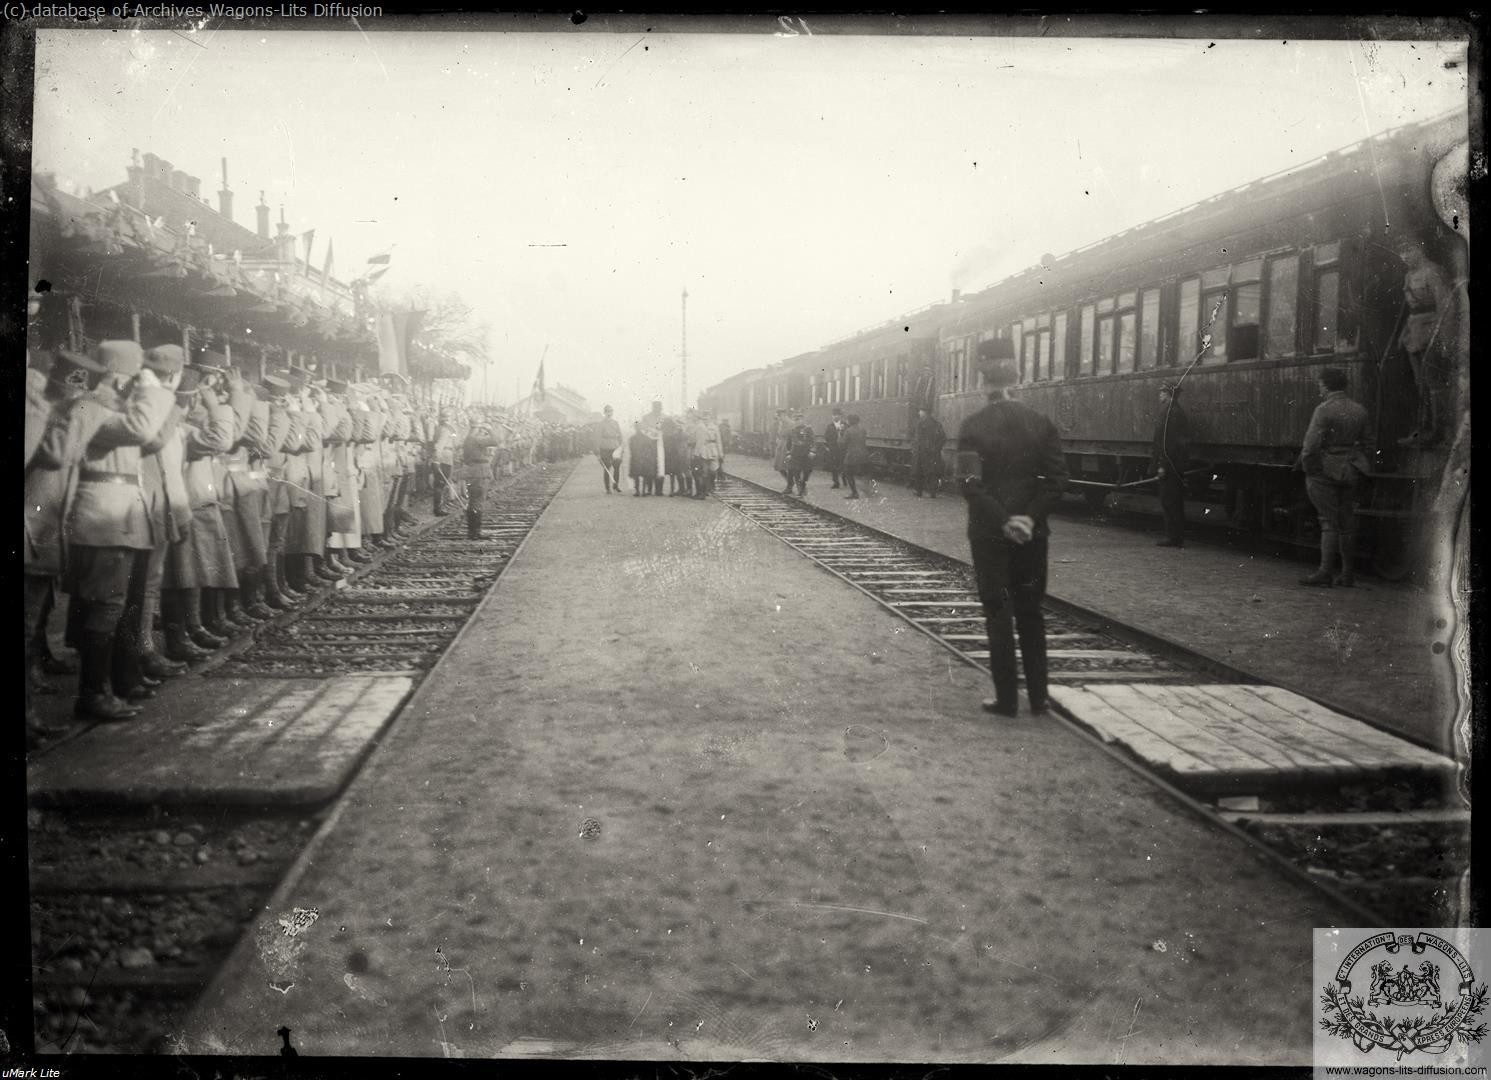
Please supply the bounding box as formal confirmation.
[7,11,1478,1067]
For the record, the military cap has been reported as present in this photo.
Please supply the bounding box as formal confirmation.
[93,339,145,377]
[175,367,203,402]
[262,374,292,393]
[144,344,185,377]
[326,378,349,393]
[194,350,228,372]
[285,367,310,387]
[49,349,106,391]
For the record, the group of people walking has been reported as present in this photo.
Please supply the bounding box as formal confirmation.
[21,339,561,746]
[770,408,873,498]
[591,404,729,499]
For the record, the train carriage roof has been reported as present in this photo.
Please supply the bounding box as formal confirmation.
[945,107,1468,327]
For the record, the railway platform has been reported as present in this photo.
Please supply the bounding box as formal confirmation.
[182,458,1359,1064]
[722,455,1462,754]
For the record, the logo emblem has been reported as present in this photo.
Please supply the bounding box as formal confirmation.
[1320,931,1487,1059]
[65,367,91,389]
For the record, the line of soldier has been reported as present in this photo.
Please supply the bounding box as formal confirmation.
[21,340,491,741]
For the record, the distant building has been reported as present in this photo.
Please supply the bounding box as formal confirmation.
[513,383,591,424]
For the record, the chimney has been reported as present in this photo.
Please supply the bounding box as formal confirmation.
[951,288,961,304]
[275,205,295,263]
[184,175,201,200]
[255,190,270,239]
[170,169,188,192]
[142,151,160,180]
[126,148,144,186]
[217,158,234,221]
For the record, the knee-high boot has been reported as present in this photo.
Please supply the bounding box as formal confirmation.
[260,562,294,610]
[241,567,278,620]
[140,589,188,677]
[185,588,227,649]
[277,554,305,601]
[1300,531,1338,586]
[76,627,141,721]
[163,590,213,662]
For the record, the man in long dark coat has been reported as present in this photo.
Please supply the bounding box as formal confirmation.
[911,407,948,497]
[956,342,1068,718]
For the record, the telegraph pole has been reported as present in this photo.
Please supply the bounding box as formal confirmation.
[680,286,688,412]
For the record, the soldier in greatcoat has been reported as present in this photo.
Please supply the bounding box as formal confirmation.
[262,373,308,601]
[320,379,360,574]
[354,385,388,548]
[59,340,175,722]
[119,346,193,694]
[24,349,108,737]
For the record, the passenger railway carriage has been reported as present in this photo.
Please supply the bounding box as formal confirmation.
[702,109,1468,577]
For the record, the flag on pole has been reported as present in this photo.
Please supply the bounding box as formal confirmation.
[301,229,316,277]
[376,309,426,375]
[361,250,392,284]
[532,355,546,403]
[320,240,335,298]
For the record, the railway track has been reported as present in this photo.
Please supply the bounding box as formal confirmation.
[713,473,1467,929]
[28,462,574,1053]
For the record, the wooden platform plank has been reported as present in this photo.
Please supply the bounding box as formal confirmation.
[1082,684,1277,776]
[1162,684,1355,776]
[1049,686,1216,777]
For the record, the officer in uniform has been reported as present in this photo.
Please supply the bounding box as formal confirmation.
[60,341,175,721]
[956,341,1069,718]
[457,419,500,539]
[911,407,948,497]
[1298,367,1371,588]
[784,412,816,496]
[183,357,245,640]
[595,405,624,493]
[431,407,459,515]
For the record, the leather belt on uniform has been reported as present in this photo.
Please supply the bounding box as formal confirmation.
[80,470,138,486]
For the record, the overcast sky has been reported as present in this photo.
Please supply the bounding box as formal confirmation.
[33,21,1468,421]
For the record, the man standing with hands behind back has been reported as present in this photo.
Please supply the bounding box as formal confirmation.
[956,339,1068,719]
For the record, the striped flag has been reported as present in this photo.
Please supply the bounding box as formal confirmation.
[362,249,392,284]
[532,355,546,402]
[301,229,316,277]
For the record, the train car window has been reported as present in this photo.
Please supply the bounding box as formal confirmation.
[1199,289,1229,363]
[1178,278,1201,363]
[1265,255,1299,358]
[1201,267,1229,290]
[1117,310,1137,372]
[1052,311,1068,380]
[1010,323,1023,384]
[1037,313,1050,328]
[1097,296,1115,314]
[1139,288,1161,368]
[1097,315,1115,374]
[1314,241,1340,266]
[1023,319,1039,382]
[1232,283,1261,361]
[1234,259,1263,283]
[1079,304,1095,376]
[1314,271,1340,352]
[1037,328,1051,380]
[1118,291,1137,310]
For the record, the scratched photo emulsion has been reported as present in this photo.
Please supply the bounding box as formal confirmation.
[16,13,1474,1067]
